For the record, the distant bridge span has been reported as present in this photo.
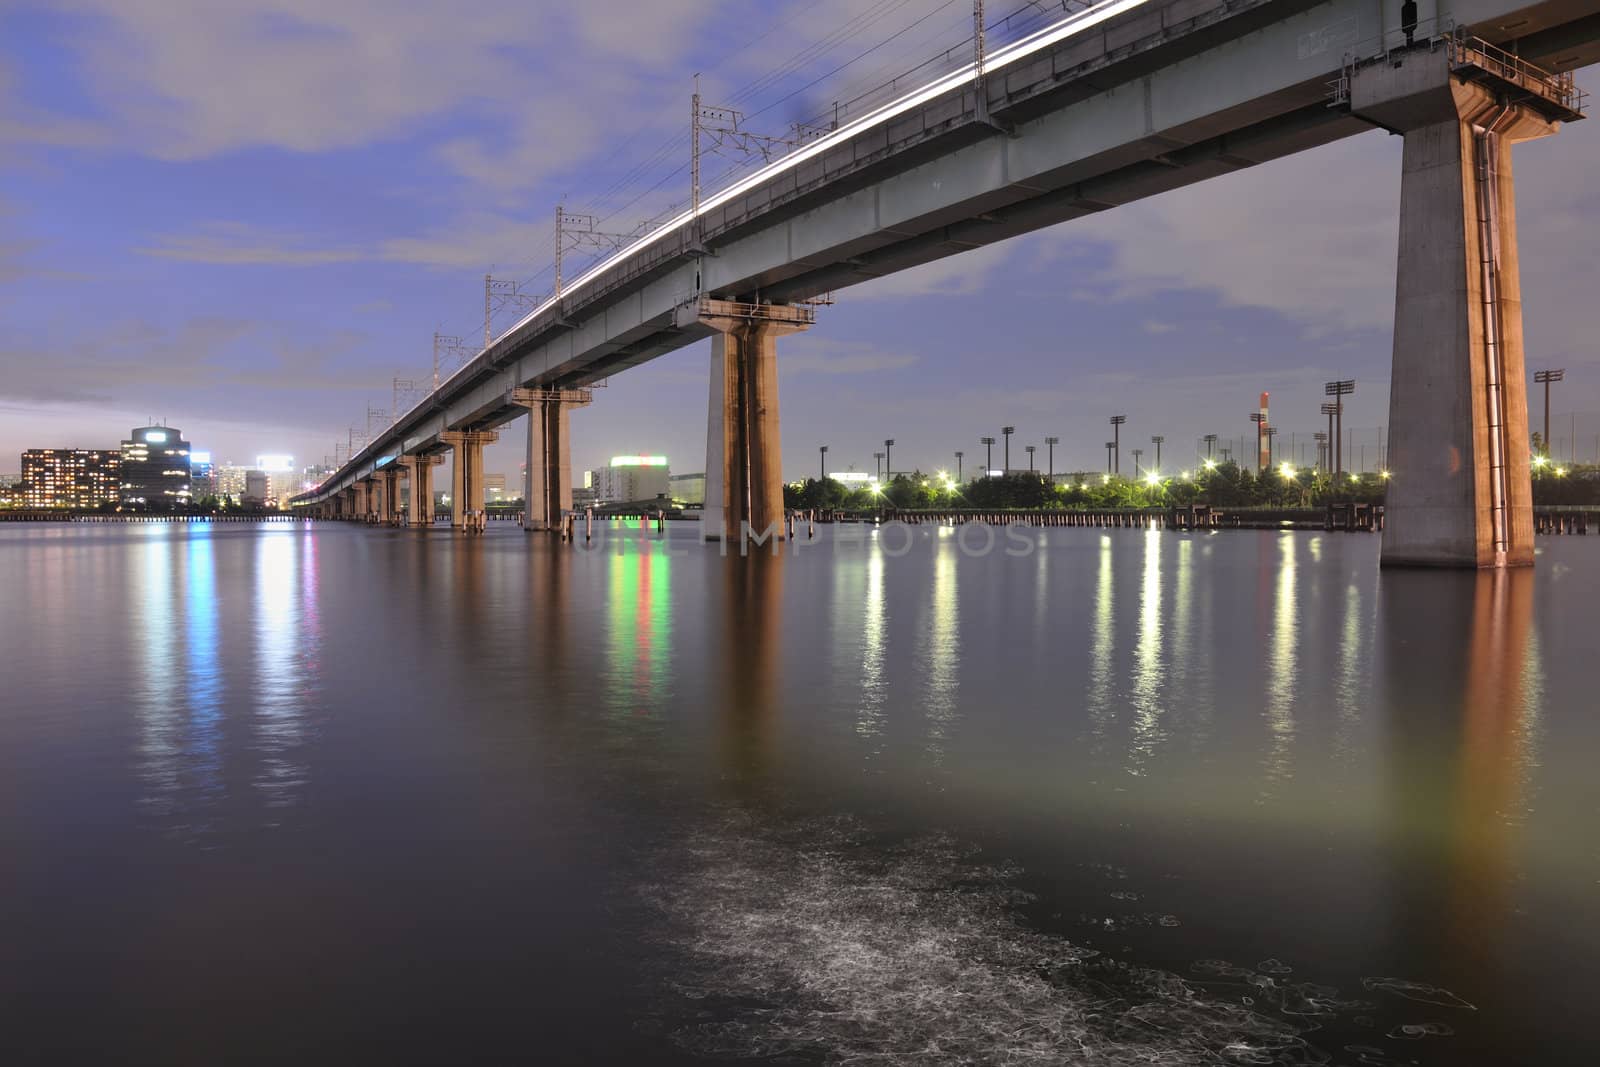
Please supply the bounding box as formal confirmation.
[296,0,1599,568]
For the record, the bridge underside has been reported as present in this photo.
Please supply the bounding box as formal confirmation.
[294,0,1598,564]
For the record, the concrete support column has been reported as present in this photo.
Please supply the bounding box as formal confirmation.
[401,455,443,527]
[1352,47,1563,568]
[512,388,592,532]
[697,300,813,542]
[339,487,354,519]
[375,468,399,525]
[440,430,499,529]
[354,479,372,521]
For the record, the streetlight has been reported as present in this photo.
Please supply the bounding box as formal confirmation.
[1151,435,1163,472]
[884,439,895,480]
[1249,412,1267,473]
[818,444,828,482]
[1025,444,1036,472]
[1325,380,1355,479]
[954,451,964,482]
[980,437,995,475]
[1044,436,1059,480]
[1535,369,1565,458]
[1109,415,1126,475]
[1001,426,1015,472]
[873,451,884,480]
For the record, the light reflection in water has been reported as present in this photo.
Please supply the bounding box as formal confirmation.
[1261,533,1298,796]
[920,543,959,765]
[719,553,782,788]
[606,547,674,718]
[182,530,223,827]
[1126,528,1165,775]
[1086,536,1114,745]
[132,528,182,819]
[856,549,887,744]
[252,531,307,815]
[1333,579,1366,763]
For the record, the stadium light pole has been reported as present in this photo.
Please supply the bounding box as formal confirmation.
[1534,369,1565,457]
[1325,380,1355,479]
[1109,415,1126,475]
[1044,436,1059,480]
[980,437,995,475]
[1001,426,1015,472]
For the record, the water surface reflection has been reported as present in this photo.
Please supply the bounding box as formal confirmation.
[2,524,1595,1066]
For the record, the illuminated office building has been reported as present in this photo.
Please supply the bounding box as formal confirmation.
[119,426,191,505]
[21,449,121,508]
[593,455,670,504]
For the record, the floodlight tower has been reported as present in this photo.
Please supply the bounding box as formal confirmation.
[1324,380,1355,479]
[980,437,995,475]
[1108,415,1126,475]
[1044,436,1059,480]
[1534,369,1565,458]
[1249,413,1268,473]
[1151,435,1164,471]
[1001,426,1015,472]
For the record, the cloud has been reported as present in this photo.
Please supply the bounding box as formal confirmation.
[780,338,919,375]
[0,315,381,409]
[139,216,559,272]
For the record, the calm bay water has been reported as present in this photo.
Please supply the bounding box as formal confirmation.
[2,521,1597,1065]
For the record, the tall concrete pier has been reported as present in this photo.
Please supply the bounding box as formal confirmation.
[697,299,813,542]
[441,430,499,529]
[1352,40,1581,568]
[514,388,591,532]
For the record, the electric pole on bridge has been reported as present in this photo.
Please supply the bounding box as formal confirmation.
[485,274,541,348]
[433,332,470,393]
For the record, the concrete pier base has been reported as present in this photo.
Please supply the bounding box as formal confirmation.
[698,300,813,542]
[513,388,592,532]
[1353,45,1567,568]
[441,430,499,530]
[353,479,372,521]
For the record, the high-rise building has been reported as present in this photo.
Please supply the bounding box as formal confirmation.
[119,426,191,505]
[243,470,269,505]
[593,455,670,503]
[484,473,507,502]
[190,451,217,499]
[21,449,121,508]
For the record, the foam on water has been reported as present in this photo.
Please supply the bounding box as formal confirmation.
[634,809,1412,1065]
